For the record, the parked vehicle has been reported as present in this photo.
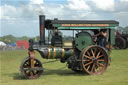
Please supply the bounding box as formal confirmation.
[115,31,128,49]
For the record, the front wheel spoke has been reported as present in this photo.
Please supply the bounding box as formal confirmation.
[27,71,31,76]
[34,61,36,64]
[32,71,36,75]
[25,70,29,74]
[30,71,33,76]
[84,61,93,66]
[34,70,37,74]
[24,63,29,66]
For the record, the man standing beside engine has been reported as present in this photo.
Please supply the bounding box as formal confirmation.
[98,29,107,48]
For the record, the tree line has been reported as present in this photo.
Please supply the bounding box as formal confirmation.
[117,26,128,33]
[0,35,31,44]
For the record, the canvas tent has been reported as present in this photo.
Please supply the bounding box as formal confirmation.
[0,41,6,46]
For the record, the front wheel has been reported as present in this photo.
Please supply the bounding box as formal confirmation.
[80,45,109,75]
[20,57,43,79]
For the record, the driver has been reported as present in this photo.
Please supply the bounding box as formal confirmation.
[98,29,107,48]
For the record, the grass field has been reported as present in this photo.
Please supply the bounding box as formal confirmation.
[0,49,128,85]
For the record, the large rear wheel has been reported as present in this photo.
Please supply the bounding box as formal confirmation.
[80,45,109,75]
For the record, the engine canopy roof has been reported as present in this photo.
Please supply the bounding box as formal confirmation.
[45,19,119,30]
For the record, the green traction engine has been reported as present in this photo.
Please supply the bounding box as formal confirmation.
[20,15,119,79]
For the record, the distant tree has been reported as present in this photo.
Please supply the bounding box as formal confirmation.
[124,26,128,31]
[21,36,29,41]
[0,35,17,43]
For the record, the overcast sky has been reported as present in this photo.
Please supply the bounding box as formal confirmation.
[0,0,128,37]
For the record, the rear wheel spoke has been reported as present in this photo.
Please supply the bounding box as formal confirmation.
[83,59,91,61]
[97,59,104,61]
[97,55,104,59]
[87,51,91,56]
[91,49,94,57]
[96,51,101,58]
[84,55,92,59]
[96,64,102,72]
[84,61,93,66]
[87,65,90,71]
[94,48,96,56]
[91,64,95,72]
[97,62,104,67]
[94,67,97,73]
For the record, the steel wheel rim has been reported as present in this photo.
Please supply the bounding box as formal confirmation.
[81,46,108,75]
[20,57,43,79]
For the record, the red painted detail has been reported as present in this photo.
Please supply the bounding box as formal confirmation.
[116,31,122,37]
[16,40,29,49]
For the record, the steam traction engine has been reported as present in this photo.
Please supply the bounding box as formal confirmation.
[20,15,119,79]
[115,31,128,49]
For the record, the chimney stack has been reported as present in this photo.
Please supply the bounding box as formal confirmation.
[39,15,45,44]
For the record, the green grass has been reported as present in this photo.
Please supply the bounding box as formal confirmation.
[0,49,128,85]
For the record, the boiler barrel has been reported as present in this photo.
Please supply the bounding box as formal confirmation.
[38,46,74,59]
[48,46,74,59]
